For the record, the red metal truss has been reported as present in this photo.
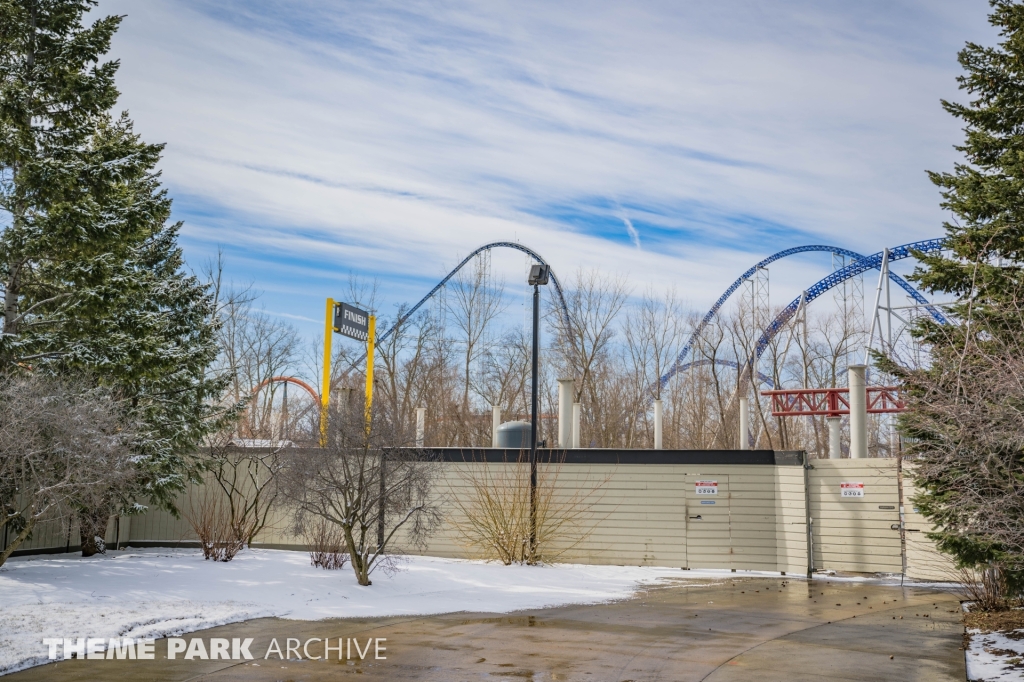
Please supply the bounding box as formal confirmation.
[760,386,905,417]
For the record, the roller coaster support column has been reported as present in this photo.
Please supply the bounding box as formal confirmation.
[849,365,868,459]
[738,396,749,449]
[321,298,335,447]
[558,380,573,448]
[827,416,841,459]
[654,399,664,449]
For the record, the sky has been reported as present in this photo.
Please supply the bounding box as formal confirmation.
[93,0,996,341]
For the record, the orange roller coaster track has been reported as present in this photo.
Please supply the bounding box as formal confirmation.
[252,376,321,404]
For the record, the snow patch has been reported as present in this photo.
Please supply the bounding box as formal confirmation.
[967,629,1024,682]
[0,547,720,675]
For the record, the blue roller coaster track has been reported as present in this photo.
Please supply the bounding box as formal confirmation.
[658,240,948,389]
[676,359,774,388]
[376,241,571,347]
[338,238,947,393]
[752,238,948,362]
[336,242,570,380]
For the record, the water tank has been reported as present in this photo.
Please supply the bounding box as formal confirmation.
[496,421,531,449]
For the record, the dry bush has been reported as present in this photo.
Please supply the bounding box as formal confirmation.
[184,488,255,562]
[952,563,1023,613]
[304,518,348,570]
[449,452,608,565]
[278,401,440,586]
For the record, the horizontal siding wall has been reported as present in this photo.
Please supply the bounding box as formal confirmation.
[902,475,957,581]
[808,460,902,574]
[775,465,809,575]
[1,453,953,582]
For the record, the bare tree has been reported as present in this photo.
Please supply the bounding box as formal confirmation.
[550,270,629,447]
[623,289,685,447]
[216,297,300,440]
[480,326,532,420]
[0,375,138,565]
[278,401,441,585]
[446,257,506,438]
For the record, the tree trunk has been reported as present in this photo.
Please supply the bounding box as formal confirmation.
[0,516,37,568]
[78,508,111,557]
[343,524,372,585]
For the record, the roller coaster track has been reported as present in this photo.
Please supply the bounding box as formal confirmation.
[659,241,947,389]
[336,241,571,382]
[752,238,948,362]
[676,359,774,388]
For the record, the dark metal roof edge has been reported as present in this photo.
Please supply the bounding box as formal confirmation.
[215,446,805,466]
[414,448,800,465]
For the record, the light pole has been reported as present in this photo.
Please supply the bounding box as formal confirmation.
[527,263,549,563]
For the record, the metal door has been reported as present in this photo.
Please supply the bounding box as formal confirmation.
[685,474,731,569]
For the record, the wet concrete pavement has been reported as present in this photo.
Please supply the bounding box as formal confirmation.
[8,576,966,681]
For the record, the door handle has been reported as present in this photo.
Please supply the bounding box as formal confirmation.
[689,515,702,520]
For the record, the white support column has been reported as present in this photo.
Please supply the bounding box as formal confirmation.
[653,399,664,449]
[415,407,426,448]
[557,379,573,448]
[491,405,501,448]
[738,396,749,449]
[827,416,842,459]
[848,365,868,459]
[571,402,581,449]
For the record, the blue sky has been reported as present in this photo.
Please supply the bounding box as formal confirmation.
[94,0,995,340]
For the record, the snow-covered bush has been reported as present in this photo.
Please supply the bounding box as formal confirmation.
[0,375,138,566]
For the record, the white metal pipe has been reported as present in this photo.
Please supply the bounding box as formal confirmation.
[415,407,426,448]
[557,379,573,448]
[738,396,749,449]
[848,365,868,459]
[491,405,501,448]
[827,416,842,459]
[653,399,664,449]
[572,402,581,449]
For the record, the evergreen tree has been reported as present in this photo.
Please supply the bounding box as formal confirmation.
[900,0,1024,590]
[0,1,228,554]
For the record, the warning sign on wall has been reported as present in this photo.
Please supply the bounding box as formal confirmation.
[695,480,718,495]
[840,482,865,498]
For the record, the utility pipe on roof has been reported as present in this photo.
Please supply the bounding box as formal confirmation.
[827,416,842,459]
[491,405,501,448]
[848,365,868,458]
[571,403,581,449]
[415,407,426,448]
[558,380,573,448]
[738,396,749,449]
[654,399,664,450]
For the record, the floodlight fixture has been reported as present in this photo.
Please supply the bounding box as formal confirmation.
[528,264,550,286]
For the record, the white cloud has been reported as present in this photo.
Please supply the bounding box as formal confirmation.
[93,0,994,338]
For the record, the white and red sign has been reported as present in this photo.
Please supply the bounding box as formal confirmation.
[695,480,718,495]
[840,482,865,498]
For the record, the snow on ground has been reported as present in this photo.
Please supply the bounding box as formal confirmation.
[967,629,1024,682]
[0,547,728,675]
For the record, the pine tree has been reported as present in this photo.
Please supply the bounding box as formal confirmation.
[900,0,1024,590]
[0,1,229,554]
